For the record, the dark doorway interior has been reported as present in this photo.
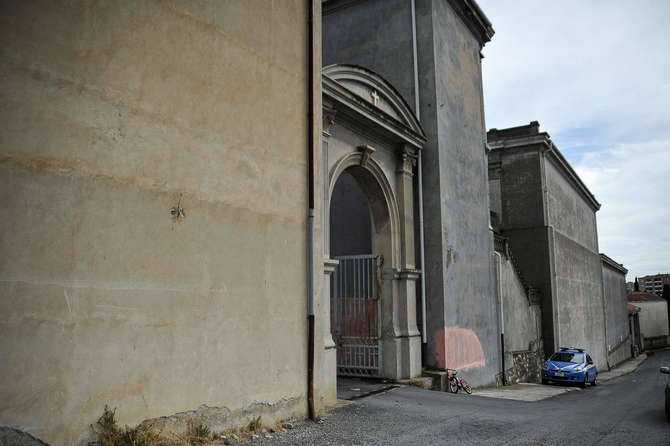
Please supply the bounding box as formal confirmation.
[330,167,382,378]
[330,169,372,257]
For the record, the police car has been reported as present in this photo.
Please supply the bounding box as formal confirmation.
[542,347,597,387]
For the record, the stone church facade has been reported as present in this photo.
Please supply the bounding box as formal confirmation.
[323,0,501,387]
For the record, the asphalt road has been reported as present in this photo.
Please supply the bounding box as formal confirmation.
[243,349,670,445]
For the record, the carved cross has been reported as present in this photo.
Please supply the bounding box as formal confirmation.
[370,89,380,107]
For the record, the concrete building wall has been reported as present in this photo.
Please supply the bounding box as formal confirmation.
[488,147,555,352]
[601,259,630,367]
[543,157,606,369]
[500,254,543,383]
[0,2,322,444]
[488,122,608,370]
[323,0,498,386]
[635,301,670,339]
[544,157,597,252]
[414,0,498,386]
[496,149,545,230]
[552,231,607,369]
[323,0,415,114]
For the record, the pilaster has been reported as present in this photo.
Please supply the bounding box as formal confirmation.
[396,144,418,269]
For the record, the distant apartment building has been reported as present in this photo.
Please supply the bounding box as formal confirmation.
[638,274,670,296]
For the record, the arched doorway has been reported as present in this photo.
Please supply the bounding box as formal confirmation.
[322,64,425,384]
[329,166,394,377]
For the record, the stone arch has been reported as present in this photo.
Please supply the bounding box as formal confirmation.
[328,152,401,270]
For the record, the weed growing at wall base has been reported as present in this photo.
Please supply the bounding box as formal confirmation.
[88,406,286,445]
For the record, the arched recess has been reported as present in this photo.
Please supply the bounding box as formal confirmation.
[327,152,401,270]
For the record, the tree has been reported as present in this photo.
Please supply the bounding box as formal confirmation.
[634,277,640,292]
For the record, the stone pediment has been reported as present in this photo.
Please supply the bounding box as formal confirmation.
[323,64,425,140]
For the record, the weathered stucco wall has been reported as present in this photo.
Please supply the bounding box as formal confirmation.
[488,147,555,352]
[601,260,630,367]
[635,301,670,340]
[500,254,543,383]
[487,122,609,370]
[0,1,322,444]
[543,157,607,370]
[416,0,498,387]
[544,157,597,253]
[323,0,415,114]
[552,231,607,369]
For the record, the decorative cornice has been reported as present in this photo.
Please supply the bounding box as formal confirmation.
[544,142,601,211]
[600,253,628,275]
[447,0,495,46]
[488,128,601,212]
[324,0,494,45]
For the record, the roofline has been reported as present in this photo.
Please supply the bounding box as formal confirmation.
[488,129,601,212]
[637,273,670,280]
[447,0,495,45]
[323,0,494,45]
[600,253,628,274]
[627,292,667,303]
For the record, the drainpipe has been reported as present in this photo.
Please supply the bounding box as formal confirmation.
[551,227,561,348]
[306,0,316,422]
[493,251,506,385]
[410,0,427,344]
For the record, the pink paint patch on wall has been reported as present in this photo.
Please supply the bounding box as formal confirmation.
[434,327,486,370]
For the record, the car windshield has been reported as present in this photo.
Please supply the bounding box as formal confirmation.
[550,352,584,363]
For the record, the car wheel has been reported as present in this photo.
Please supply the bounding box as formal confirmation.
[580,374,587,388]
[542,378,548,385]
[591,373,597,386]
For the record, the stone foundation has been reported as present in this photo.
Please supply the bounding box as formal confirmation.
[504,349,544,384]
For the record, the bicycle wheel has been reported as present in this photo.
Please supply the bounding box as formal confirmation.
[449,378,458,393]
[462,380,472,394]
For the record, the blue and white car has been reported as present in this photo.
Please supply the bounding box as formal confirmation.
[542,347,597,387]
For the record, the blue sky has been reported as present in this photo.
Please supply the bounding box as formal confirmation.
[478,0,670,281]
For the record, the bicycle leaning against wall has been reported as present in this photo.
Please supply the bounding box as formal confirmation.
[447,369,472,394]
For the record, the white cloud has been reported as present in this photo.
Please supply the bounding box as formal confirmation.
[575,139,670,279]
[478,0,670,280]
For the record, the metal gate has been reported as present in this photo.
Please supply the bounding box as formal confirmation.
[331,254,382,377]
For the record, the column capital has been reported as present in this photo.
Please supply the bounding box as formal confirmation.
[323,103,337,137]
[383,268,422,281]
[398,269,421,281]
[323,257,340,274]
[398,144,418,176]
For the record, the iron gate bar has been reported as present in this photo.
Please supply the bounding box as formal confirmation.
[331,254,382,377]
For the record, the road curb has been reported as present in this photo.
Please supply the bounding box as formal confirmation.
[598,353,647,382]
